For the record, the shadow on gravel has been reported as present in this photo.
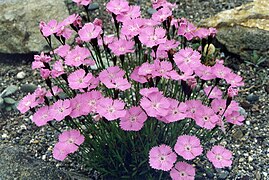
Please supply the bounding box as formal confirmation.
[0,53,36,64]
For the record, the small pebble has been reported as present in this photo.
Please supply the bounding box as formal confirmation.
[16,71,26,79]
[248,156,253,162]
[2,133,8,138]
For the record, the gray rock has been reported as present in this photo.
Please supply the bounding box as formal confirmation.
[16,71,26,79]
[199,0,269,60]
[0,0,69,53]
[0,144,89,180]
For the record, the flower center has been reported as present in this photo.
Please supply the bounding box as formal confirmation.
[185,145,192,151]
[180,171,186,177]
[159,155,166,162]
[203,116,209,121]
[130,116,137,122]
[107,106,115,113]
[216,154,222,161]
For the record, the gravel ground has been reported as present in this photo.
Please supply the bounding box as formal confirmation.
[1,0,268,179]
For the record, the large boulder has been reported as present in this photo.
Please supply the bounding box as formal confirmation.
[199,0,269,61]
[0,0,69,53]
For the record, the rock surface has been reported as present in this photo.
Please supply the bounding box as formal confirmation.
[0,144,89,180]
[0,0,69,53]
[199,0,269,60]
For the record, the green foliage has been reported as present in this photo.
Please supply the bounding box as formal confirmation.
[245,50,267,68]
[0,85,18,112]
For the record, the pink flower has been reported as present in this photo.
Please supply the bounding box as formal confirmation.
[65,46,90,67]
[108,38,135,56]
[138,62,154,77]
[56,26,73,39]
[120,106,147,131]
[194,106,220,130]
[116,5,141,22]
[206,145,233,168]
[212,63,231,80]
[227,86,238,97]
[185,100,203,119]
[72,0,92,6]
[111,77,131,91]
[62,14,79,26]
[81,91,103,114]
[226,111,244,125]
[106,0,129,15]
[225,73,244,87]
[204,86,222,99]
[68,69,93,90]
[34,52,51,63]
[139,87,160,97]
[170,161,196,180]
[177,20,197,40]
[149,144,177,171]
[41,19,59,37]
[153,60,179,80]
[46,86,63,97]
[50,99,72,121]
[121,18,143,38]
[54,45,71,58]
[97,98,126,121]
[140,91,170,117]
[70,94,87,118]
[139,27,166,48]
[99,66,125,87]
[40,68,51,79]
[59,129,85,153]
[78,23,102,42]
[163,99,187,122]
[152,7,172,22]
[194,64,216,81]
[158,40,180,51]
[174,48,201,73]
[17,94,38,113]
[130,66,148,83]
[174,135,203,160]
[32,106,53,126]
[53,142,69,161]
[51,60,65,78]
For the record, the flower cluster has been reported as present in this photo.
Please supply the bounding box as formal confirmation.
[18,0,245,178]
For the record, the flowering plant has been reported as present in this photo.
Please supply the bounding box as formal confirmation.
[18,0,245,179]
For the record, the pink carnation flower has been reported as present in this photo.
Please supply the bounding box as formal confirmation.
[170,161,196,180]
[97,98,126,121]
[50,99,72,121]
[227,86,238,97]
[212,63,232,80]
[149,144,177,171]
[54,45,71,58]
[32,106,53,127]
[17,94,38,113]
[130,66,148,83]
[139,27,166,48]
[51,60,65,78]
[120,106,147,131]
[163,99,187,122]
[78,23,102,42]
[34,52,51,63]
[41,19,59,37]
[194,64,216,81]
[139,87,160,97]
[173,48,201,73]
[140,91,170,117]
[121,18,143,38]
[194,106,220,130]
[204,86,222,99]
[99,66,126,88]
[225,73,244,87]
[58,129,85,153]
[65,46,90,67]
[53,142,69,161]
[153,60,179,80]
[206,145,233,168]
[116,5,141,22]
[108,38,135,56]
[152,7,172,22]
[106,0,129,15]
[185,100,203,119]
[68,69,93,90]
[174,135,203,160]
[226,111,245,125]
[72,0,92,6]
[177,20,197,41]
[81,91,103,114]
[70,94,87,118]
